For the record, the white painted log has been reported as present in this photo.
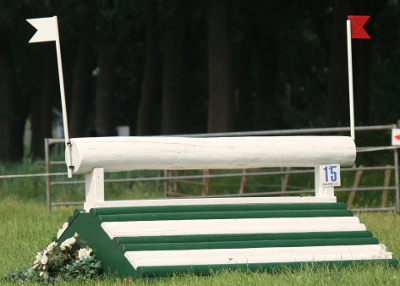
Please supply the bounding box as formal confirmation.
[67,136,356,174]
[101,217,365,239]
[125,244,392,269]
[84,196,336,211]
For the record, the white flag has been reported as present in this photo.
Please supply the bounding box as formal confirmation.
[26,15,73,177]
[26,16,59,43]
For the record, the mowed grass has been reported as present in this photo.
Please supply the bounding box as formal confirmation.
[0,198,399,285]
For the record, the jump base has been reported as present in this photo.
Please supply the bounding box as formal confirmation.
[56,197,397,279]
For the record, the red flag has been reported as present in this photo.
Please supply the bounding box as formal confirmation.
[348,15,370,39]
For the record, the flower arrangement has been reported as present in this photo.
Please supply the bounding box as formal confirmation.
[6,233,103,283]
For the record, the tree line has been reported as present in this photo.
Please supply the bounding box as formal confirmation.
[1,0,399,161]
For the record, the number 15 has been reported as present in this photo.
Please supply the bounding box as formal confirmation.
[320,164,341,186]
[323,165,338,182]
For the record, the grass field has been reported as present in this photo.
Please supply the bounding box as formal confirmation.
[1,197,399,285]
[1,153,399,284]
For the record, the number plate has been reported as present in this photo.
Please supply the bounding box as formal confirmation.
[320,164,341,186]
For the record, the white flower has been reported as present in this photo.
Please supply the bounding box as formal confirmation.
[34,251,43,264]
[40,251,48,265]
[46,241,57,252]
[60,237,76,250]
[78,247,92,260]
[40,271,50,280]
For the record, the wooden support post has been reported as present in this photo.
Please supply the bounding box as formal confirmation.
[173,171,178,194]
[347,165,364,208]
[239,169,248,194]
[85,168,104,204]
[381,165,392,208]
[164,170,169,197]
[282,167,291,193]
[202,170,210,196]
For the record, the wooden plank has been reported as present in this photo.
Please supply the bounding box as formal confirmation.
[120,237,379,252]
[124,244,392,268]
[138,259,399,277]
[113,231,374,245]
[84,196,337,210]
[101,217,365,239]
[95,209,354,223]
[69,136,356,174]
[90,202,347,216]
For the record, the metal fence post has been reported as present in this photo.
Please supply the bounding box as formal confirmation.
[45,138,51,214]
[394,147,399,214]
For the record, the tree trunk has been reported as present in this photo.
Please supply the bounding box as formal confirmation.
[326,0,349,127]
[70,37,93,138]
[0,46,25,161]
[137,16,160,135]
[30,44,56,158]
[252,43,277,130]
[207,0,234,132]
[236,42,253,131]
[95,41,120,136]
[353,40,371,125]
[161,0,188,135]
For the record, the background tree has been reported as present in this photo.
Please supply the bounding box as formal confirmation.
[0,2,38,160]
[136,1,160,136]
[30,44,57,157]
[207,0,234,132]
[1,0,400,161]
[69,37,94,138]
[161,0,190,135]
[326,0,386,127]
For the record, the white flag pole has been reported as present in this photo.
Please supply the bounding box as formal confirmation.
[27,16,73,177]
[53,16,73,178]
[346,19,355,141]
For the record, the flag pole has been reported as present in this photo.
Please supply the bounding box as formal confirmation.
[53,16,73,178]
[27,16,74,177]
[346,19,355,141]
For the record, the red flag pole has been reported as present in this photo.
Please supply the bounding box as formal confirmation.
[346,19,355,141]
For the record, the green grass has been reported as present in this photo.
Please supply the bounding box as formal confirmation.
[1,155,399,284]
[1,198,399,285]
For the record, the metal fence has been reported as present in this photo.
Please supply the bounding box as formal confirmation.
[42,124,400,214]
